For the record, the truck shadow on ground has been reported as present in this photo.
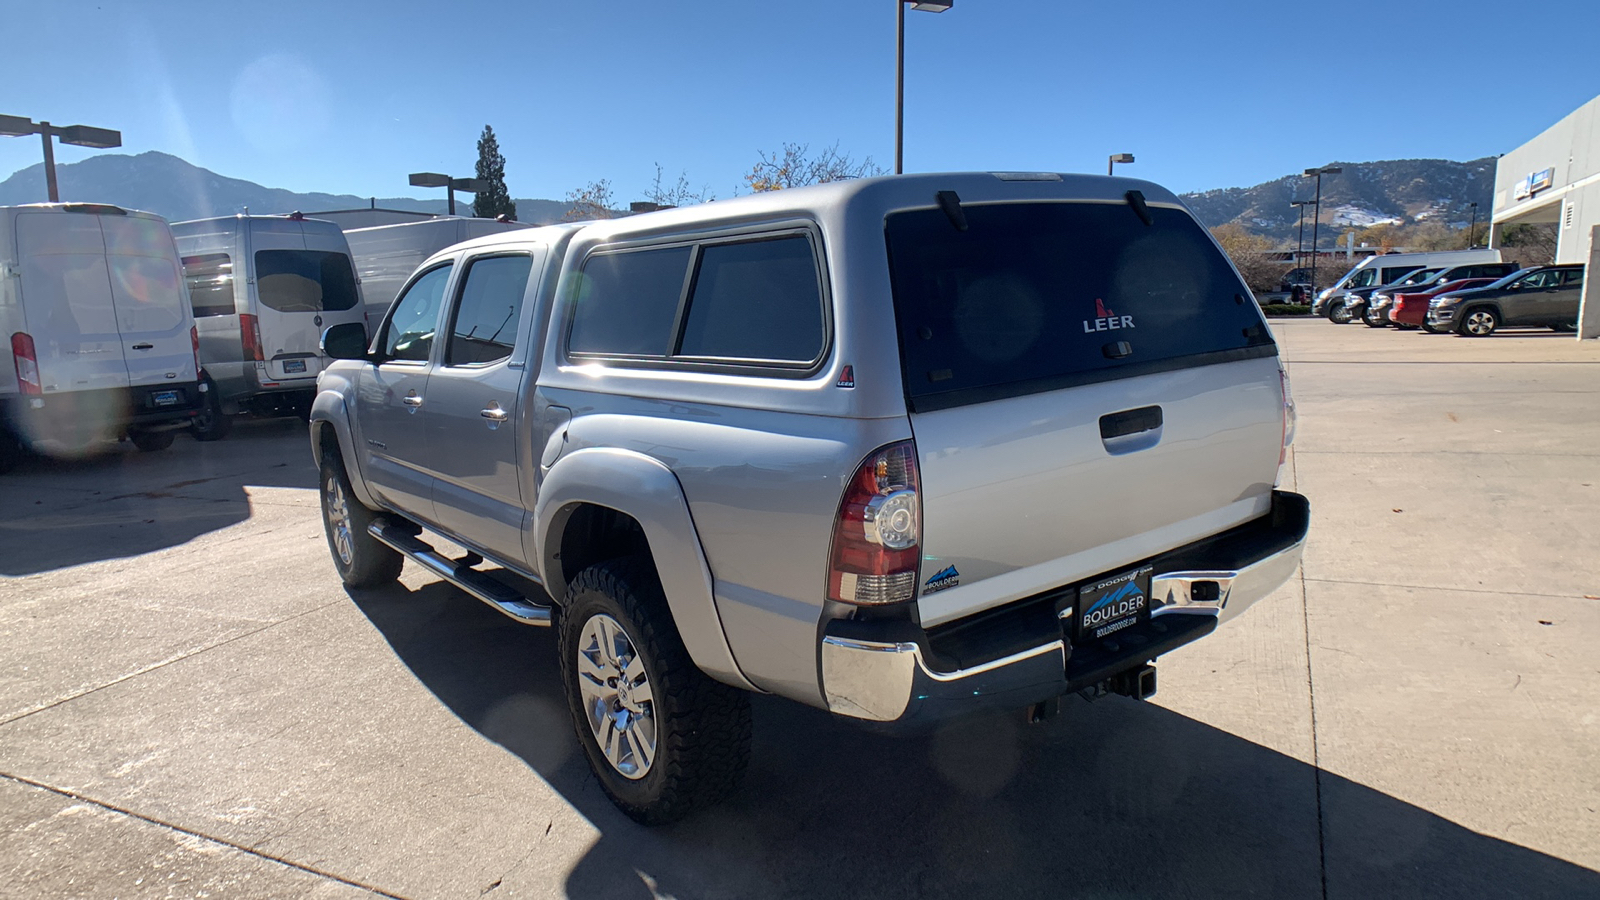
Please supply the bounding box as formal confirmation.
[0,418,315,576]
[351,582,1600,900]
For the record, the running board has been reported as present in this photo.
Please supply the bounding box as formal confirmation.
[367,520,552,626]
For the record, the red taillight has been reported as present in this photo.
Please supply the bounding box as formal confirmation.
[11,332,40,395]
[240,313,264,362]
[190,324,201,376]
[827,441,922,605]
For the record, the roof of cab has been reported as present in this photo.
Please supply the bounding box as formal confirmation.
[0,202,168,221]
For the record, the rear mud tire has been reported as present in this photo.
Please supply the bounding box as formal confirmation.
[319,450,403,589]
[0,428,23,475]
[130,429,176,452]
[559,558,752,825]
[191,384,233,441]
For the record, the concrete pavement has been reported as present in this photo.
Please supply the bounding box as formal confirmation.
[1,321,1596,899]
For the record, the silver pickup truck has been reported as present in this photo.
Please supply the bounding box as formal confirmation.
[310,172,1310,824]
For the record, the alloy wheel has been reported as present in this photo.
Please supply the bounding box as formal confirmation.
[324,474,354,566]
[1464,311,1496,336]
[576,613,658,780]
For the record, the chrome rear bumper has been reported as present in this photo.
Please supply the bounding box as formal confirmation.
[820,490,1310,723]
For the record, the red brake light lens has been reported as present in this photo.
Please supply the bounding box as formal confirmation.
[240,313,264,362]
[190,324,201,376]
[827,441,922,605]
[11,332,40,395]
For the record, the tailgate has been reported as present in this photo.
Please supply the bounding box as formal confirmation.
[884,198,1283,627]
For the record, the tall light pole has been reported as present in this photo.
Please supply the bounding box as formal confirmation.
[1290,199,1313,274]
[1107,153,1134,177]
[408,172,489,216]
[1469,201,1479,248]
[895,1,953,175]
[0,115,123,203]
[1304,165,1342,298]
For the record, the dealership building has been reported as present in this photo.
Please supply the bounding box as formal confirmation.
[1490,91,1600,337]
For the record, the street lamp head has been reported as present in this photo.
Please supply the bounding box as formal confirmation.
[409,172,450,188]
[908,1,954,11]
[57,124,121,149]
[450,177,489,193]
[1304,166,1342,176]
[0,114,37,137]
[1290,200,1313,207]
[1109,153,1135,165]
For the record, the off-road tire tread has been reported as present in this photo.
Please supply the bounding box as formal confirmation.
[319,450,403,589]
[559,557,751,825]
[192,383,233,441]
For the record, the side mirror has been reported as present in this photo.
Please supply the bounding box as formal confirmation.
[322,322,370,361]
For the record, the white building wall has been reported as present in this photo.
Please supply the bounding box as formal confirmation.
[1492,93,1600,265]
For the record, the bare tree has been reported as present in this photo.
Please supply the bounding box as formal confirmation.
[644,164,716,208]
[563,179,616,221]
[1499,223,1559,266]
[1210,223,1290,294]
[746,142,884,192]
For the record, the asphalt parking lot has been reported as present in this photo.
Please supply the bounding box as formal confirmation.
[2,318,1597,899]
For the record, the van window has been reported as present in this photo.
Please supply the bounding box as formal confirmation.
[569,246,691,357]
[885,201,1273,410]
[182,254,236,317]
[1380,266,1424,285]
[447,255,533,366]
[678,236,824,363]
[1347,268,1380,288]
[255,249,359,313]
[383,264,452,362]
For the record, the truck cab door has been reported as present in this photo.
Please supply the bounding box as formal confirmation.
[357,261,453,521]
[424,251,540,563]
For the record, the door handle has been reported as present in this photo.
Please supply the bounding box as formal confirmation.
[131,343,153,350]
[481,406,509,422]
[402,395,423,407]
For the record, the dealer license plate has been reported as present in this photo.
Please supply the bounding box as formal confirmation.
[152,390,180,407]
[1077,565,1154,641]
[282,359,307,374]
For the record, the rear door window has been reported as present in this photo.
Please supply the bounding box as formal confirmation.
[255,249,359,312]
[446,255,534,365]
[182,254,236,317]
[1562,269,1585,287]
[677,235,825,363]
[885,201,1273,410]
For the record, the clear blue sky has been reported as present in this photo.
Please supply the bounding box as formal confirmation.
[5,0,1599,204]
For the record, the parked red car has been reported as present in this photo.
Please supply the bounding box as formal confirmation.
[1390,278,1499,331]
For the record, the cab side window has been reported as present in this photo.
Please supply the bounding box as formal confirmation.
[383,264,452,362]
[1562,269,1585,287]
[446,255,534,366]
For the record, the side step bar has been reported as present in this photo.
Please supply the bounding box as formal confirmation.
[367,520,552,626]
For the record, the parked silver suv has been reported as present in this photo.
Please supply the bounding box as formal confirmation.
[311,172,1310,823]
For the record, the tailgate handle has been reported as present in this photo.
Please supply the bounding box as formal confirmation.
[1100,405,1162,440]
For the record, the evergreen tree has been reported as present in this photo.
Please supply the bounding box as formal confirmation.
[472,125,517,220]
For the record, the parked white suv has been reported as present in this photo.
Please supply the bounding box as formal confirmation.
[1,203,201,472]
[311,172,1310,823]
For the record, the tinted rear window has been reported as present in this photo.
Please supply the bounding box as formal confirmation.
[885,201,1272,409]
[182,253,236,317]
[569,246,690,357]
[254,249,358,313]
[678,236,824,363]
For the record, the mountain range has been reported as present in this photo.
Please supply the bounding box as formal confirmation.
[0,151,1500,245]
[0,151,570,225]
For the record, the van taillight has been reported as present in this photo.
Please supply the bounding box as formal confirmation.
[190,325,201,376]
[827,441,922,605]
[11,332,40,395]
[240,313,264,362]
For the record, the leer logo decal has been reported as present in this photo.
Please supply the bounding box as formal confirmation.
[1084,297,1135,333]
[923,565,959,594]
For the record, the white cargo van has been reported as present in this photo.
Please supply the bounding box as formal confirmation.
[1,203,201,472]
[171,214,366,440]
[1312,248,1502,314]
[343,217,529,325]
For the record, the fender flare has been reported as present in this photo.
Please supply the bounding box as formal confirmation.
[535,447,754,691]
[308,391,379,510]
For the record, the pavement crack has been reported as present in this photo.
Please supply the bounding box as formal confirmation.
[1302,577,1588,602]
[0,600,345,729]
[1293,446,1329,900]
[0,773,411,899]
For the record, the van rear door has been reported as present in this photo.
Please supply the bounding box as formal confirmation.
[101,214,195,390]
[885,200,1285,627]
[15,211,129,394]
[249,221,362,384]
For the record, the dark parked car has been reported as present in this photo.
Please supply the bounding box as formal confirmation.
[1427,265,1586,336]
[1362,262,1522,327]
[1329,268,1441,324]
